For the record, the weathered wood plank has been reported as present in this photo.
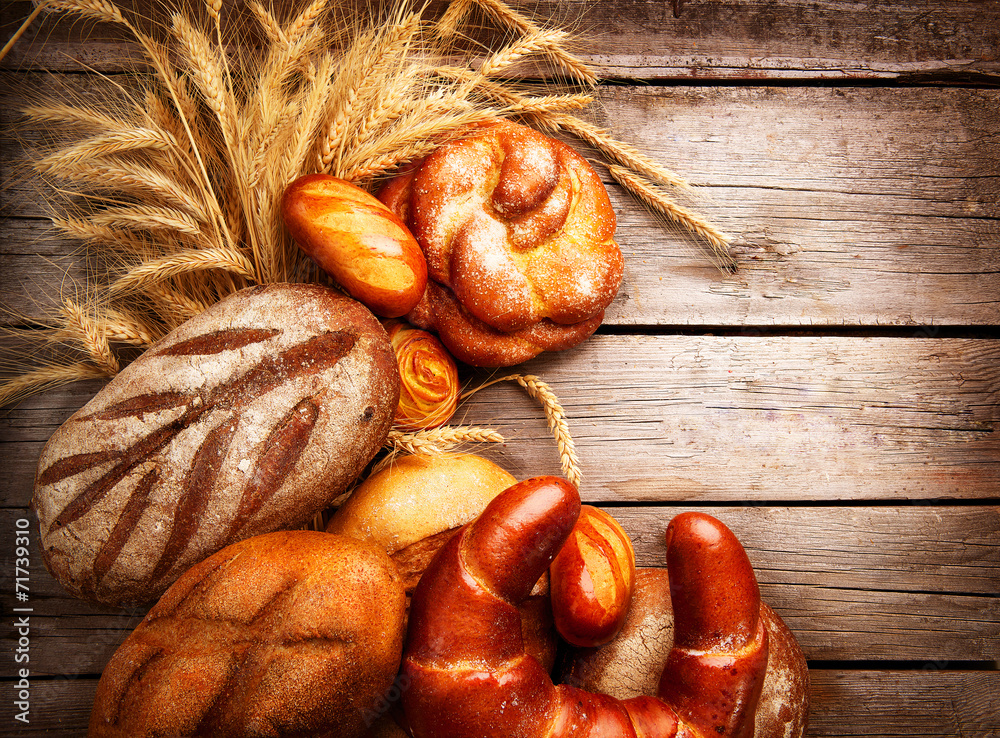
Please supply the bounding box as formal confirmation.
[597,85,1000,327]
[3,0,999,80]
[617,505,1000,596]
[807,670,1000,737]
[4,80,997,327]
[459,335,1000,502]
[2,336,997,503]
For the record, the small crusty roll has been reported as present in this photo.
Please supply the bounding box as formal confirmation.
[327,452,517,592]
[557,567,810,738]
[89,530,406,738]
[327,452,557,676]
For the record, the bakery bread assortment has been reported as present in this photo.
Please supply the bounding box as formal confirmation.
[88,530,407,738]
[33,283,399,606]
[400,477,810,737]
[24,114,811,734]
[327,452,559,675]
[378,119,623,366]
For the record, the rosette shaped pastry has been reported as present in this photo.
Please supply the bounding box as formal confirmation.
[379,120,623,367]
[385,320,460,430]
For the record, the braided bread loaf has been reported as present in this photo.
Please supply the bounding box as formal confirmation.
[379,120,623,366]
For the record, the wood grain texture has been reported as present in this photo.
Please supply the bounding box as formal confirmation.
[3,0,999,80]
[457,335,1000,502]
[597,85,1000,327]
[5,670,998,737]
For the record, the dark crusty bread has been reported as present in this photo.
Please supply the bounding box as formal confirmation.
[33,283,399,606]
[557,567,810,738]
[88,530,407,738]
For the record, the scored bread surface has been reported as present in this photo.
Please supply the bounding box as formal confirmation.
[33,283,400,606]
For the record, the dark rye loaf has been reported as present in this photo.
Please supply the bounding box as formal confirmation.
[32,283,400,606]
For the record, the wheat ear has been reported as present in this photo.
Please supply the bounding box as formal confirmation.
[608,164,735,268]
[110,247,256,294]
[146,284,210,323]
[463,373,581,488]
[59,300,120,376]
[469,0,597,85]
[0,362,110,408]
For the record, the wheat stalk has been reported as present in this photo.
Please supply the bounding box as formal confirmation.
[58,300,120,376]
[376,425,506,475]
[22,103,128,130]
[102,309,159,347]
[110,247,256,294]
[36,0,126,25]
[462,373,582,488]
[0,362,110,408]
[608,164,735,268]
[467,0,597,84]
[146,283,210,323]
[88,204,205,239]
[50,162,209,222]
[35,128,178,174]
[52,217,156,254]
[285,0,331,44]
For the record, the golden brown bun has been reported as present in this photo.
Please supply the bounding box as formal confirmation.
[89,530,406,738]
[378,119,622,367]
[557,567,810,738]
[327,452,517,556]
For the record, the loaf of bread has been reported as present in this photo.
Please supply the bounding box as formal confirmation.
[33,283,399,606]
[557,567,810,738]
[401,480,800,737]
[378,119,622,367]
[88,530,407,738]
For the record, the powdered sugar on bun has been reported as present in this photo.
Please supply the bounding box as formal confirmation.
[379,120,622,366]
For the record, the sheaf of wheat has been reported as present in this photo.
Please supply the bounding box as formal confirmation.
[1,0,731,409]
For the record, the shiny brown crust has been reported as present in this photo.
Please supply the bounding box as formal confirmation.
[282,174,428,318]
[379,120,622,367]
[400,479,775,737]
[557,567,810,738]
[88,530,407,738]
[33,284,400,606]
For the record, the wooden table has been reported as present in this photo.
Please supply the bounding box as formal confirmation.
[1,0,998,734]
